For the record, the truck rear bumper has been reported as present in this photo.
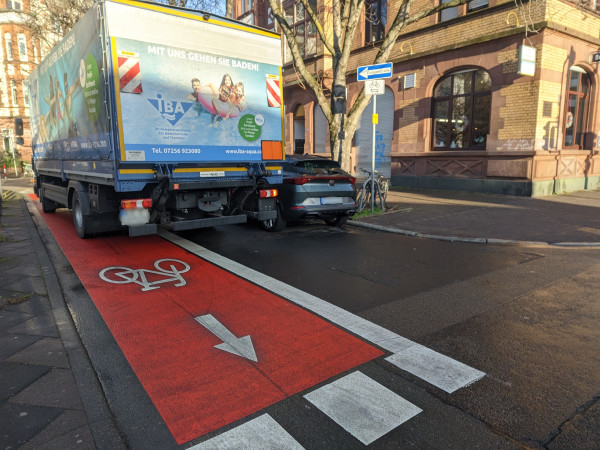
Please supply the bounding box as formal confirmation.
[129,224,158,237]
[164,214,248,231]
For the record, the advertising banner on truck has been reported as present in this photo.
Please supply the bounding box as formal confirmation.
[113,37,283,163]
[28,6,111,160]
[105,0,284,164]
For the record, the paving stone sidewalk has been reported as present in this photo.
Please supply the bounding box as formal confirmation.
[352,188,600,246]
[0,190,124,449]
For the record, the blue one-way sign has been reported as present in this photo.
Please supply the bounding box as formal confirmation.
[357,62,393,81]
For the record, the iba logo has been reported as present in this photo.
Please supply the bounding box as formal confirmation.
[148,94,194,126]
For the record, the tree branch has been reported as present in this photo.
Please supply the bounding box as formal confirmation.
[267,0,331,117]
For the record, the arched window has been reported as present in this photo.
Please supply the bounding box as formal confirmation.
[432,68,491,150]
[563,66,590,149]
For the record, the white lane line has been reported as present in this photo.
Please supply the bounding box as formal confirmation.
[188,414,304,449]
[159,230,485,392]
[304,371,422,445]
[386,345,485,393]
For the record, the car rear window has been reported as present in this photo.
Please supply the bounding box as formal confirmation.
[285,160,346,175]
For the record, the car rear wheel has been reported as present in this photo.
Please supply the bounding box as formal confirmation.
[324,216,348,227]
[261,205,286,232]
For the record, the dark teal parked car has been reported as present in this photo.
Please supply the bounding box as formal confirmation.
[262,155,357,232]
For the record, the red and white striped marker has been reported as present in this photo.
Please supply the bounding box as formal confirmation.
[266,75,281,107]
[118,50,143,94]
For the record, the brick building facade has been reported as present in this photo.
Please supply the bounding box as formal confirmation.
[236,0,600,196]
[0,0,43,170]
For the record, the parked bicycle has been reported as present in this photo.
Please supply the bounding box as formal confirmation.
[356,168,389,213]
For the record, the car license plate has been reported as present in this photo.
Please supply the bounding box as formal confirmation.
[321,197,343,205]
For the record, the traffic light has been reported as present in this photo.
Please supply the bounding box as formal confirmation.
[14,117,23,136]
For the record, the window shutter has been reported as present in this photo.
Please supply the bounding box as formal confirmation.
[403,73,416,89]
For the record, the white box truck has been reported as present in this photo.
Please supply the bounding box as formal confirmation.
[28,0,285,237]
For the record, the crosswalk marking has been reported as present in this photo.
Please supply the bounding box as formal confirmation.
[386,345,485,393]
[160,230,486,393]
[189,415,304,449]
[304,371,422,445]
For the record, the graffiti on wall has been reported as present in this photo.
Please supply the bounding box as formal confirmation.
[375,130,386,169]
[497,139,535,151]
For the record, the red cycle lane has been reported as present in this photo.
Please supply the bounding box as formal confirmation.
[32,200,383,444]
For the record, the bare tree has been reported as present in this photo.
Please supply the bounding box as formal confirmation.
[268,0,480,171]
[27,0,93,48]
[161,0,224,12]
[27,0,225,48]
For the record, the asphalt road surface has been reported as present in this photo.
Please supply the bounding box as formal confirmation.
[40,215,599,449]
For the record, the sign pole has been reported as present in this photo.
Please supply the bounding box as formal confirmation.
[358,62,392,215]
[371,94,377,214]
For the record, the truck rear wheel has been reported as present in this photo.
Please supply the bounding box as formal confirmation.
[72,190,90,238]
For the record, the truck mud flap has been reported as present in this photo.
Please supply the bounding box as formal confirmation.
[129,224,158,237]
[164,214,248,232]
[257,210,277,221]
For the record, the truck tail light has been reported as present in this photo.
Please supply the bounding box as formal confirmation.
[259,189,278,198]
[121,198,152,209]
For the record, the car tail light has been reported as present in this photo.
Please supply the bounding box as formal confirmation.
[284,177,312,185]
[284,176,356,185]
[259,189,278,198]
[121,198,152,209]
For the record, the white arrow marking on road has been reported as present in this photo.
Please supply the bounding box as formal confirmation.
[195,314,258,362]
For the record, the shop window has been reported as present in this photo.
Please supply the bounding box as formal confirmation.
[440,0,458,22]
[5,33,12,61]
[563,66,590,149]
[284,0,317,61]
[17,33,27,61]
[432,69,491,150]
[365,0,387,43]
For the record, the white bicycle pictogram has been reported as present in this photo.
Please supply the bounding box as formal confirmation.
[99,259,190,291]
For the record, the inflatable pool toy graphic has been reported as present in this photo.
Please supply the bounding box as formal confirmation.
[195,86,240,118]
